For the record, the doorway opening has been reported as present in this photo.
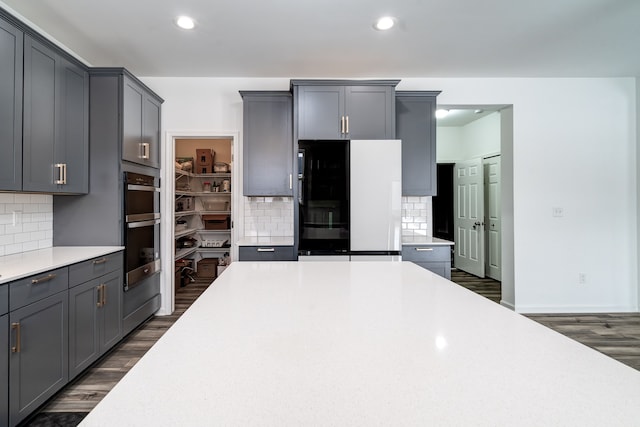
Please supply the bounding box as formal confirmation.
[434,105,509,295]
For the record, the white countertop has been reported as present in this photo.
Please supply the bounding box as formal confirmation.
[81,261,640,426]
[237,236,295,246]
[0,246,124,285]
[402,233,454,245]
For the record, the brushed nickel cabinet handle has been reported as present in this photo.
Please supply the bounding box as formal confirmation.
[345,115,349,134]
[93,257,108,265]
[141,142,150,159]
[11,323,21,353]
[97,285,103,307]
[62,163,67,184]
[257,248,275,252]
[415,247,434,252]
[32,273,57,285]
[102,284,107,306]
[54,163,65,184]
[340,116,345,134]
[289,174,293,190]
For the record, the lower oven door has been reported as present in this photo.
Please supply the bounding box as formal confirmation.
[125,218,161,291]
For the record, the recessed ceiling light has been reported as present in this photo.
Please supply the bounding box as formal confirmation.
[435,109,449,119]
[176,15,195,30]
[374,16,395,31]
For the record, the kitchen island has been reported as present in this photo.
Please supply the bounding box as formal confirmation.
[81,261,640,426]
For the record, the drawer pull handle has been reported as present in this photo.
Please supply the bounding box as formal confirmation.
[11,323,21,353]
[93,257,108,265]
[32,273,57,285]
[415,248,434,252]
[257,248,275,252]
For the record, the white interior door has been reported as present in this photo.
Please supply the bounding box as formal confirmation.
[484,156,501,281]
[454,158,485,277]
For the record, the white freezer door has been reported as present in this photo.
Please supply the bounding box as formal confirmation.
[350,139,402,252]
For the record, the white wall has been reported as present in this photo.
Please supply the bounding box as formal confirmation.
[437,112,501,162]
[143,76,637,313]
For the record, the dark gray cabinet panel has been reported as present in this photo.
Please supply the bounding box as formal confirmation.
[0,16,23,191]
[344,86,395,140]
[396,91,440,196]
[69,269,123,379]
[1,283,7,315]
[402,244,451,280]
[1,313,8,427]
[69,252,122,287]
[9,267,68,311]
[297,85,344,140]
[240,91,293,196]
[122,74,161,168]
[9,291,68,426]
[22,35,88,194]
[294,81,398,140]
[239,246,296,261]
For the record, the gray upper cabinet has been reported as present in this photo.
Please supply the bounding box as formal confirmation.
[22,35,88,194]
[0,15,23,191]
[240,91,293,196]
[293,80,398,140]
[396,91,441,196]
[122,74,162,168]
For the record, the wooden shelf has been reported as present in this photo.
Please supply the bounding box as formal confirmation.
[175,210,197,218]
[175,247,198,260]
[175,228,198,239]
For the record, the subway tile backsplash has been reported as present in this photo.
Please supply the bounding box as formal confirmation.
[243,195,432,239]
[0,193,53,256]
[244,197,294,237]
[401,196,432,236]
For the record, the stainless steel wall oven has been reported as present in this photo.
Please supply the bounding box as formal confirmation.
[124,172,160,290]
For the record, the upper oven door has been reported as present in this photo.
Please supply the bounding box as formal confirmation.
[124,172,160,222]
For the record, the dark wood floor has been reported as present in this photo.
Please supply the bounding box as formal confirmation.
[25,270,640,425]
[451,268,640,371]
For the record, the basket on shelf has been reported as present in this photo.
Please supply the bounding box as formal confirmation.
[201,199,229,211]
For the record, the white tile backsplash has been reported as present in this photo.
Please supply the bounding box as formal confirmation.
[401,196,432,236]
[0,194,53,256]
[244,197,294,237]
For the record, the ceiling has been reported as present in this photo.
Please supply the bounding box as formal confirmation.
[1,0,639,79]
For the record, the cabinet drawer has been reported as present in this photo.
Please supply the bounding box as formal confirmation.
[239,246,296,261]
[69,252,123,287]
[402,245,450,262]
[9,267,68,311]
[1,284,8,315]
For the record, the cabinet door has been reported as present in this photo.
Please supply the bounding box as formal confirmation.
[68,280,100,379]
[396,93,438,196]
[9,292,68,426]
[297,85,344,140]
[122,76,144,165]
[0,17,23,191]
[23,36,57,192]
[345,86,394,139]
[100,270,123,352]
[142,94,161,168]
[0,313,8,427]
[57,56,89,193]
[242,92,293,196]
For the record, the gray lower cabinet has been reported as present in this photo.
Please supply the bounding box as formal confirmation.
[1,312,8,427]
[396,91,441,196]
[293,81,398,140]
[402,244,452,280]
[69,269,123,379]
[0,15,23,191]
[9,291,68,426]
[22,34,89,194]
[239,246,297,261]
[240,91,293,196]
[122,74,162,168]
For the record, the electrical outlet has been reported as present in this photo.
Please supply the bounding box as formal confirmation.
[552,207,564,217]
[578,273,586,284]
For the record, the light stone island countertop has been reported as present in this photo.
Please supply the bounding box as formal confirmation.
[81,261,640,427]
[0,246,124,285]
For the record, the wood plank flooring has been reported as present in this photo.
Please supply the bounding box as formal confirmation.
[24,269,640,426]
[451,268,640,371]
